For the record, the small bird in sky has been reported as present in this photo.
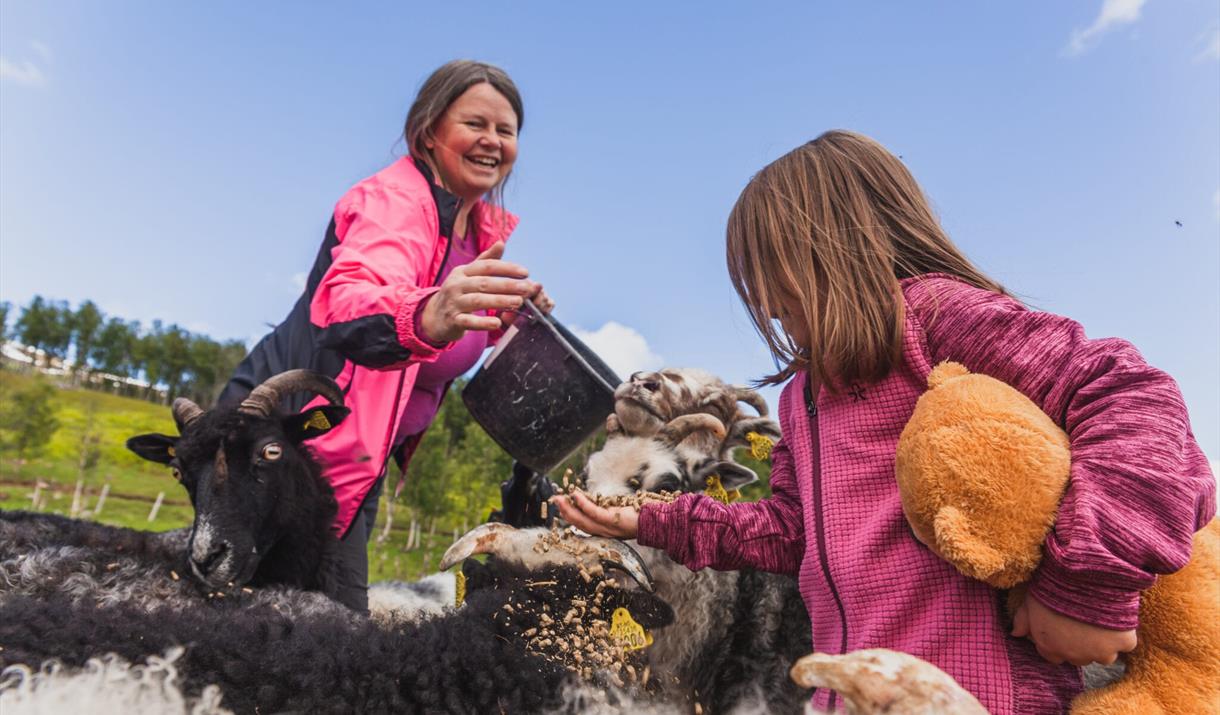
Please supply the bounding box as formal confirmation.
[1175,220,1183,227]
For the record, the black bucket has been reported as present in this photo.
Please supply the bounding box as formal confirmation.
[462,300,620,475]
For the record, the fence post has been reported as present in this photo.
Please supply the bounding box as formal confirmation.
[147,492,165,522]
[70,480,84,518]
[92,482,110,516]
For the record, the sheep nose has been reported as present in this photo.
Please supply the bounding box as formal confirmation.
[191,541,231,577]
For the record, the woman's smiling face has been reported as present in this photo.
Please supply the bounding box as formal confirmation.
[425,82,519,203]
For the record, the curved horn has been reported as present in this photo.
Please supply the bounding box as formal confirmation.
[439,522,516,571]
[596,539,654,593]
[440,523,655,592]
[238,369,345,418]
[732,387,769,417]
[172,397,205,431]
[659,413,726,447]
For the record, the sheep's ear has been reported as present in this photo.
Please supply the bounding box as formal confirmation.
[126,434,179,465]
[692,460,759,495]
[283,405,350,441]
[712,462,759,491]
[604,587,675,629]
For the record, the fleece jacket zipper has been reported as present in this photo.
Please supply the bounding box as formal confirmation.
[806,377,848,712]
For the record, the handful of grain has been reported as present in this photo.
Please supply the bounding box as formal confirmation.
[558,469,680,512]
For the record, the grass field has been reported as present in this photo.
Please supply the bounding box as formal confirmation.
[0,368,459,582]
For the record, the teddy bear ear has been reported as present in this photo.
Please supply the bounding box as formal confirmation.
[933,505,1009,586]
[927,362,970,390]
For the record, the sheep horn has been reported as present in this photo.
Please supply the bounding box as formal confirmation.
[440,523,655,592]
[439,522,517,570]
[732,387,769,416]
[172,397,205,431]
[658,413,727,447]
[238,369,345,418]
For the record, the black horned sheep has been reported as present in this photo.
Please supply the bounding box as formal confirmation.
[124,369,351,598]
[1,369,356,613]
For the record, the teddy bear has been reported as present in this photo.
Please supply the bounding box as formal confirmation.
[895,361,1219,715]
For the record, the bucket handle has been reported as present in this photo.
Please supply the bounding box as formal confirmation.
[517,298,618,395]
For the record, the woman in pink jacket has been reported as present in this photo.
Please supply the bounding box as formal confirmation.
[220,60,551,612]
[555,131,1215,712]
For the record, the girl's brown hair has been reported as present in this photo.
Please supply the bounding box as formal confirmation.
[726,130,1005,388]
[403,60,524,211]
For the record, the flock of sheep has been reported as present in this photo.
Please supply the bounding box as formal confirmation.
[0,368,984,714]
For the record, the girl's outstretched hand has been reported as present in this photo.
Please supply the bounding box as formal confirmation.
[550,491,639,540]
[1011,594,1137,666]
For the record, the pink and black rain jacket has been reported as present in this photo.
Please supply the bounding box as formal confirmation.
[220,157,518,536]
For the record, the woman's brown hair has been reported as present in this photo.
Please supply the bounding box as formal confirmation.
[726,130,1005,388]
[403,60,524,212]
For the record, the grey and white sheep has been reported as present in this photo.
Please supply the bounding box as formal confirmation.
[580,368,810,714]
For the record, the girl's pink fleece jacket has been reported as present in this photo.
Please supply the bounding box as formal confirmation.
[637,274,1216,714]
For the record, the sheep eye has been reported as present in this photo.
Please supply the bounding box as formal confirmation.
[628,478,641,490]
[170,467,183,481]
[261,443,283,461]
[643,381,660,392]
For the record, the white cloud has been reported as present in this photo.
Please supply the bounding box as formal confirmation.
[570,321,663,382]
[0,56,47,87]
[29,40,52,62]
[1065,0,1146,56]
[1199,29,1220,62]
[291,272,308,292]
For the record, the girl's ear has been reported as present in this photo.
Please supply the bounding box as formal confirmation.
[282,405,350,442]
[126,434,179,465]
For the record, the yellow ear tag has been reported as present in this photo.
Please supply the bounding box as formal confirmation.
[302,410,332,432]
[704,474,731,504]
[746,432,774,461]
[454,570,466,607]
[609,607,653,651]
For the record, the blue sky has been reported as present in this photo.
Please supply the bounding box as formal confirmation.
[2,1,1218,465]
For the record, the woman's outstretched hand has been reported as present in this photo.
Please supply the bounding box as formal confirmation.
[420,241,537,344]
[550,491,639,540]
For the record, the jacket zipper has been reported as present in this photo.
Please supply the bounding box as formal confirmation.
[379,229,456,481]
[806,378,848,712]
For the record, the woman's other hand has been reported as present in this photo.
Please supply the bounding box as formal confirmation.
[551,491,639,539]
[1011,594,1137,666]
[531,285,555,314]
[420,241,536,343]
[497,283,555,328]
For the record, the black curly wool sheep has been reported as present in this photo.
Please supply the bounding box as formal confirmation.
[0,552,674,715]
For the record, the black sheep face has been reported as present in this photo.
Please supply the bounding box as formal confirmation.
[127,402,348,589]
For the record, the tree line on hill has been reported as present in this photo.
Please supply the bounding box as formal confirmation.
[0,296,247,407]
[0,296,525,534]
